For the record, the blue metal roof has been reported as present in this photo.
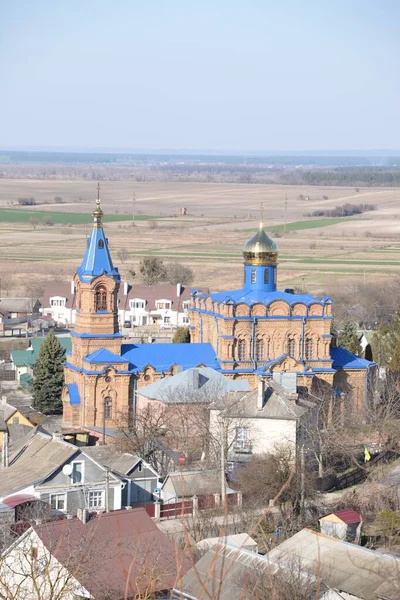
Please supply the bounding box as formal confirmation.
[330,347,375,370]
[77,224,120,283]
[83,348,129,364]
[67,383,81,405]
[121,343,220,372]
[198,287,330,307]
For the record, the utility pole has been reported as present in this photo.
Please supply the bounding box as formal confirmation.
[105,468,110,513]
[132,190,136,223]
[284,194,288,234]
[102,397,106,446]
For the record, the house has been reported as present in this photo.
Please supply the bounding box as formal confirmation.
[0,397,39,447]
[161,469,224,502]
[0,298,40,324]
[10,335,72,383]
[196,533,258,554]
[210,378,311,468]
[319,508,362,542]
[0,429,156,515]
[265,528,400,600]
[1,507,191,599]
[41,282,76,326]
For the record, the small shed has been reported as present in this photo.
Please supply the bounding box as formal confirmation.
[319,509,362,542]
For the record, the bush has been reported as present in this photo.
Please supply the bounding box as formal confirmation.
[172,327,190,343]
[43,217,54,226]
[18,197,36,206]
[308,203,376,218]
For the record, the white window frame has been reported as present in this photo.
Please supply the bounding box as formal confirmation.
[88,490,104,509]
[130,298,145,310]
[164,316,171,324]
[182,316,189,324]
[182,301,190,310]
[50,493,67,512]
[71,461,85,484]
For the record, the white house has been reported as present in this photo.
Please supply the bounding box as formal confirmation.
[41,281,200,329]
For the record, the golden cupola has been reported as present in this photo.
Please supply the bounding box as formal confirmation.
[242,220,279,266]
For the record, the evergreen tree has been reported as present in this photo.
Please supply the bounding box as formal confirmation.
[337,322,361,355]
[32,330,66,413]
[172,327,190,343]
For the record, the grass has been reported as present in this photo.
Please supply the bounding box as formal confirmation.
[0,208,156,224]
[240,217,363,233]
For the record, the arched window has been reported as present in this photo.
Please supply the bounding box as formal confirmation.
[287,337,296,357]
[238,339,247,361]
[255,338,264,361]
[264,269,269,284]
[103,397,112,420]
[95,285,107,311]
[251,269,256,284]
[305,338,313,359]
[98,239,104,249]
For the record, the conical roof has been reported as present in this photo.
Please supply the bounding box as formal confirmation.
[242,223,279,266]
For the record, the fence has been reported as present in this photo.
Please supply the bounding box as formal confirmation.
[160,500,192,519]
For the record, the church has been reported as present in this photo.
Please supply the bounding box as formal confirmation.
[62,194,376,435]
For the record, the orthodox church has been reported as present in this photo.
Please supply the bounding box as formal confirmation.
[62,195,375,434]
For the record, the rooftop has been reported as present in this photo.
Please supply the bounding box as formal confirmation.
[121,342,220,373]
[196,287,331,308]
[83,445,143,476]
[330,346,376,370]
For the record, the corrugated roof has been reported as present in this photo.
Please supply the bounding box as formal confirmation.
[199,287,330,308]
[266,528,400,600]
[121,342,220,372]
[0,430,78,498]
[34,508,191,598]
[83,446,142,476]
[3,494,39,508]
[330,346,375,370]
[42,282,75,309]
[331,509,362,525]
[138,367,250,403]
[83,348,129,364]
[163,470,222,498]
[11,336,72,367]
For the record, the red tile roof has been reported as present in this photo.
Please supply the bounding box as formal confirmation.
[33,508,190,598]
[332,509,362,524]
[3,494,39,508]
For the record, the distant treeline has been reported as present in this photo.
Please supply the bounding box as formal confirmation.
[304,203,376,218]
[299,168,400,186]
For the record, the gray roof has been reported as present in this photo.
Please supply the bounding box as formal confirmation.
[212,380,309,420]
[0,297,38,314]
[0,430,78,498]
[138,367,250,404]
[196,533,257,552]
[174,544,271,600]
[163,469,224,498]
[83,446,142,476]
[266,528,400,600]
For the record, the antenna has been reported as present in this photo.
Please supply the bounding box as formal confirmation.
[62,464,73,476]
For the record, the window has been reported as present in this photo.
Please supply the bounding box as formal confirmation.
[251,269,256,284]
[182,316,189,324]
[88,491,104,509]
[164,316,171,324]
[98,239,104,249]
[264,269,269,284]
[238,338,247,361]
[182,301,190,310]
[137,462,143,473]
[104,397,112,419]
[165,302,171,309]
[130,300,145,310]
[95,286,107,311]
[235,427,250,450]
[50,493,66,511]
[255,338,264,361]
[71,462,84,484]
[287,337,296,357]
[305,338,313,359]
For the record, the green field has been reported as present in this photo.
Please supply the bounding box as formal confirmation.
[0,208,154,224]
[241,217,363,233]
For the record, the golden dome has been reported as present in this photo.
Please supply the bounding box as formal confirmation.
[242,222,279,266]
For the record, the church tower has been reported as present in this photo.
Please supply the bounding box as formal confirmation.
[62,187,133,432]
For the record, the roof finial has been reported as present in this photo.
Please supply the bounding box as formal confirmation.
[93,182,104,227]
[96,182,101,206]
[260,202,264,229]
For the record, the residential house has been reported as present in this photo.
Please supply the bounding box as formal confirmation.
[0,298,40,324]
[319,509,362,542]
[0,429,158,515]
[1,507,191,600]
[10,335,72,384]
[161,469,224,502]
[41,282,76,327]
[210,378,311,469]
[0,397,40,447]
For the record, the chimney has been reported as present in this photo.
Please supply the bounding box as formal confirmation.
[70,280,74,295]
[189,368,199,390]
[77,508,89,524]
[1,396,7,405]
[2,432,9,468]
[124,281,129,296]
[257,379,265,411]
[177,283,182,298]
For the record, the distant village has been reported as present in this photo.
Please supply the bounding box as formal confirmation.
[1,194,400,600]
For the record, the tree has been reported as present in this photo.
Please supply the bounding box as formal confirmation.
[54,196,63,204]
[337,322,361,355]
[139,257,166,285]
[172,327,190,343]
[117,248,128,264]
[28,217,39,230]
[32,331,66,413]
[165,262,194,286]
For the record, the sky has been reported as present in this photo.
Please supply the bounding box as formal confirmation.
[1,0,399,152]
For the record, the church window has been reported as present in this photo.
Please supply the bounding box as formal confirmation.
[274,269,277,284]
[238,338,247,361]
[287,337,296,356]
[255,338,264,360]
[264,269,269,284]
[95,286,107,311]
[305,338,313,359]
[251,269,256,284]
[243,270,246,285]
[98,239,104,249]
[104,397,112,419]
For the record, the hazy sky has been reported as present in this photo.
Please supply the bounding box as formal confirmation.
[1,0,399,151]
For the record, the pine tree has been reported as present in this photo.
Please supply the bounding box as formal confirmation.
[172,327,190,343]
[32,330,66,414]
[337,322,361,355]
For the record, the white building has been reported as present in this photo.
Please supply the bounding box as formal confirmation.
[41,281,198,329]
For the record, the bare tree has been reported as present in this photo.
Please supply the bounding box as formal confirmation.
[117,248,128,264]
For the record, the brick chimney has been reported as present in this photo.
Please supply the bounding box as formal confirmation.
[257,379,265,411]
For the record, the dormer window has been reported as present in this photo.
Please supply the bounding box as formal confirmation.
[130,299,145,310]
[50,297,66,307]
[156,300,171,310]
